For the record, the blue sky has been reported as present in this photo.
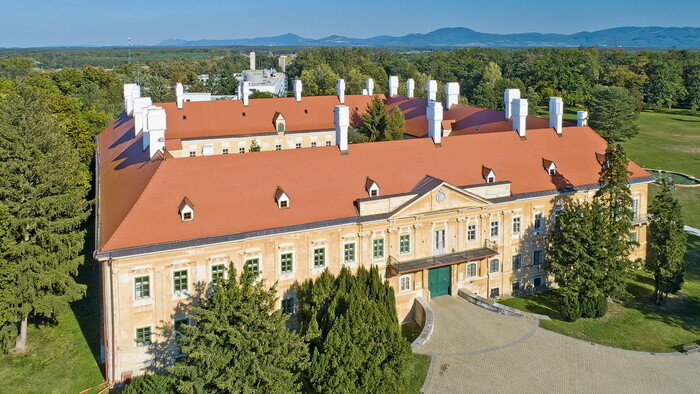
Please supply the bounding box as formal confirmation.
[1,0,698,47]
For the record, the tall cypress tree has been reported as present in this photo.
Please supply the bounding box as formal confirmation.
[0,87,91,352]
[594,143,635,299]
[646,184,687,304]
[169,265,308,393]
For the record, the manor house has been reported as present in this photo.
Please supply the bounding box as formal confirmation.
[97,77,652,382]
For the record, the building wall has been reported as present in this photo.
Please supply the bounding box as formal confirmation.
[102,182,649,381]
[169,130,335,158]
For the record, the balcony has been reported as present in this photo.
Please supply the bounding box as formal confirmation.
[388,247,498,275]
[632,213,649,226]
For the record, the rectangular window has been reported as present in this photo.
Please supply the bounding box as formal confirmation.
[189,151,196,157]
[281,297,296,315]
[325,141,332,146]
[173,318,189,338]
[344,243,356,263]
[245,258,260,275]
[135,326,151,347]
[311,142,317,147]
[467,224,477,242]
[534,213,544,230]
[280,253,293,274]
[632,197,640,219]
[211,264,225,285]
[275,144,282,150]
[490,287,500,298]
[512,216,521,235]
[400,275,411,292]
[512,254,522,270]
[222,148,229,155]
[512,281,521,293]
[490,220,499,238]
[373,239,384,259]
[295,143,302,149]
[134,276,150,300]
[533,250,544,266]
[399,234,410,254]
[313,247,326,268]
[629,231,638,243]
[467,263,477,277]
[533,276,543,288]
[173,270,188,293]
[239,147,245,153]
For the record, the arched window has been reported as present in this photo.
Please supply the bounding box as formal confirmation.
[277,122,285,132]
[490,259,500,273]
[467,263,477,277]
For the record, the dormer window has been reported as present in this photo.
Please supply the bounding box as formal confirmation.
[365,177,380,197]
[274,187,290,209]
[273,112,286,133]
[178,197,194,222]
[543,159,557,175]
[482,166,496,183]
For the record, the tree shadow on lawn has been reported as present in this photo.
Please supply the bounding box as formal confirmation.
[623,280,700,336]
[512,291,563,321]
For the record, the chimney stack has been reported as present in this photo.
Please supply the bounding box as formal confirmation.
[406,78,415,98]
[294,80,302,102]
[445,82,459,109]
[143,105,167,158]
[504,89,521,119]
[388,76,399,97]
[549,97,564,135]
[123,83,139,114]
[242,81,250,106]
[512,98,528,138]
[132,97,153,137]
[334,105,349,154]
[427,101,443,145]
[175,83,184,109]
[577,111,588,126]
[425,80,438,101]
[361,88,368,95]
[249,51,256,70]
[336,79,346,104]
[365,79,374,95]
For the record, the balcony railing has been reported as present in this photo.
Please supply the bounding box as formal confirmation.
[388,247,498,275]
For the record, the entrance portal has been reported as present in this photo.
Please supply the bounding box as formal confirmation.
[428,265,451,298]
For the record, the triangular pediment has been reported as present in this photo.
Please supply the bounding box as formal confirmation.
[390,181,489,218]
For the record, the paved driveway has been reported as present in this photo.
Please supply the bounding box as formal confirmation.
[418,296,700,393]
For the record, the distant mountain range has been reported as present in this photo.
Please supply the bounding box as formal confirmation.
[157,26,700,48]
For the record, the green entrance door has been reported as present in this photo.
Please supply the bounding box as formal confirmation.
[428,266,451,298]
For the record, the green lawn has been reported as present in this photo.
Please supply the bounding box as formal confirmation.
[400,322,430,393]
[500,235,700,353]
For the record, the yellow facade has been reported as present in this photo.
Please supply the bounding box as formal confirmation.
[101,179,649,380]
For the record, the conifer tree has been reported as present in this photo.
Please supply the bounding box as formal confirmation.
[594,143,635,299]
[385,108,406,141]
[647,183,687,304]
[585,85,639,142]
[0,88,90,352]
[357,97,405,142]
[169,265,308,393]
[249,139,261,152]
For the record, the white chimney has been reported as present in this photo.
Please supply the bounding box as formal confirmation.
[336,79,346,104]
[512,98,528,138]
[361,88,368,95]
[549,97,564,135]
[132,97,153,136]
[388,76,399,97]
[365,78,374,95]
[242,81,250,106]
[504,89,521,119]
[294,80,302,102]
[445,82,459,109]
[406,78,415,98]
[334,105,349,154]
[249,51,256,70]
[426,80,438,101]
[143,105,167,157]
[175,83,184,109]
[577,111,588,126]
[427,101,443,145]
[123,83,139,114]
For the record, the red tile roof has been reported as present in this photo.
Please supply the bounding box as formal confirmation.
[156,95,375,141]
[97,110,650,253]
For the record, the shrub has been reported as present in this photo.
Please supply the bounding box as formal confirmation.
[579,291,607,318]
[122,373,173,394]
[557,289,581,322]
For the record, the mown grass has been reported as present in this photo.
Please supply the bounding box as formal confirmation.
[501,235,700,353]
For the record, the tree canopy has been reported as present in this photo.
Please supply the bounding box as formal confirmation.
[585,85,639,142]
